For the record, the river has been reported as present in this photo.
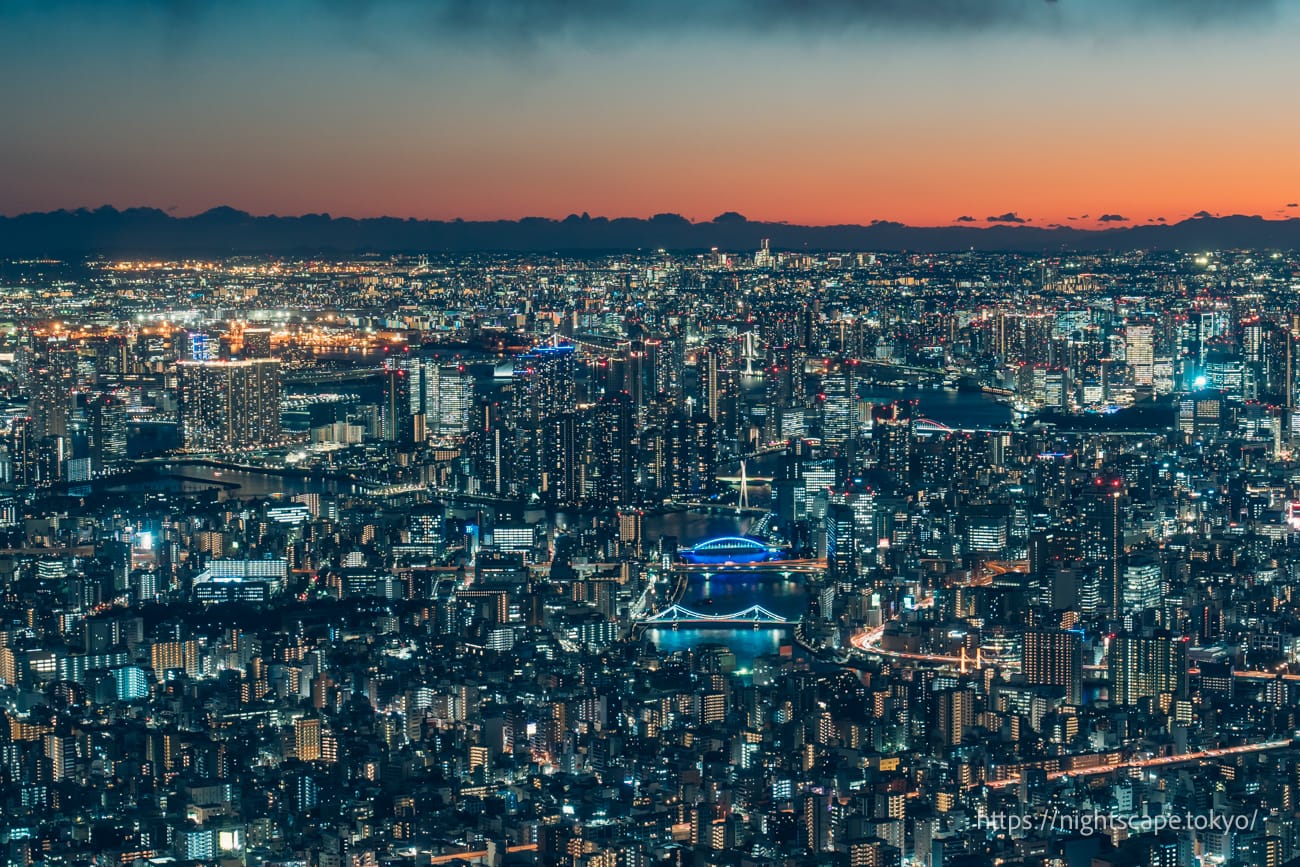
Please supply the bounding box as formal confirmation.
[118,386,1006,661]
[106,463,355,499]
[859,384,1012,429]
[640,509,804,665]
[640,385,1010,663]
[642,569,806,664]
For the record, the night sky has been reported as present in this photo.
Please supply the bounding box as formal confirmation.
[3,0,1298,228]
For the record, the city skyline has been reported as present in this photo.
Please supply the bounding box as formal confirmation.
[4,1,1299,229]
[8,4,1300,865]
[2,247,1300,865]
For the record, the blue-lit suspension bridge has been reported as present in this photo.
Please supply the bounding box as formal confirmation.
[638,603,797,626]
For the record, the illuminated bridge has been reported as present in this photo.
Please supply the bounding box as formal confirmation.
[639,603,796,626]
[914,418,954,434]
[913,418,1007,435]
[678,536,788,565]
[670,560,826,577]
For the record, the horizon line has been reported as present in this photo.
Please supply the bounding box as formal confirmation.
[7,204,1297,231]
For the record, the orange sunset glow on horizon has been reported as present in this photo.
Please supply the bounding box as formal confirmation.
[2,1,1298,230]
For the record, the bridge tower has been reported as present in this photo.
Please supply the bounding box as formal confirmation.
[739,460,749,510]
[741,332,760,376]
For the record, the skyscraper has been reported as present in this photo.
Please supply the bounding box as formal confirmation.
[434,365,474,437]
[26,342,76,485]
[592,392,635,509]
[1121,553,1163,613]
[1022,629,1083,705]
[936,687,974,746]
[29,336,76,444]
[515,344,577,420]
[178,359,282,450]
[513,344,577,498]
[397,357,426,416]
[1082,476,1125,612]
[295,717,322,761]
[1109,631,1188,708]
[802,790,834,853]
[966,505,1010,556]
[5,417,36,487]
[381,366,414,444]
[820,362,856,448]
[826,502,857,582]
[697,346,721,423]
[873,401,914,488]
[619,339,648,415]
[766,342,808,442]
[544,411,582,507]
[665,411,716,500]
[88,394,129,475]
[1125,323,1154,387]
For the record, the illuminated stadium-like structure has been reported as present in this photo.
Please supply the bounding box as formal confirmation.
[678,536,787,565]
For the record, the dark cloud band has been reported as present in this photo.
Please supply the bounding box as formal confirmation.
[11,0,1278,41]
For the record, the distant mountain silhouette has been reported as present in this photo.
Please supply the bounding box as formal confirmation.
[3,206,1299,256]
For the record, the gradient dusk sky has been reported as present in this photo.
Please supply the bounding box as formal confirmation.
[3,0,1299,229]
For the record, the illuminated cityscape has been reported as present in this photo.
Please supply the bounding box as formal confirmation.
[5,1,1300,866]
[0,249,1296,867]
